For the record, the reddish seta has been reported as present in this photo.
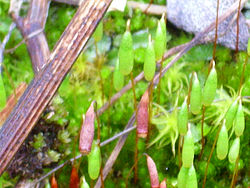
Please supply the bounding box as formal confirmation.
[51,174,58,188]
[70,166,80,188]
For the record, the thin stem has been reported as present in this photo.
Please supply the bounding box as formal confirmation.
[97,57,105,105]
[130,72,137,111]
[178,135,183,168]
[235,0,241,54]
[157,56,164,105]
[202,123,223,188]
[238,54,248,96]
[125,154,144,188]
[187,72,194,107]
[143,0,153,14]
[199,105,206,160]
[95,106,104,187]
[230,154,240,188]
[130,72,138,183]
[147,81,154,142]
[212,0,220,60]
[107,72,113,136]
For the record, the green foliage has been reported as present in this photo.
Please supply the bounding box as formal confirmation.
[31,133,46,150]
[0,73,6,110]
[93,21,103,42]
[0,2,249,187]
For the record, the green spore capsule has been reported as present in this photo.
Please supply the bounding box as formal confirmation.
[144,35,156,81]
[186,165,198,188]
[113,60,124,91]
[177,97,188,135]
[202,60,217,106]
[119,20,134,76]
[177,166,188,188]
[182,127,194,168]
[160,13,167,50]
[190,72,202,114]
[0,73,6,111]
[234,101,245,136]
[228,137,240,164]
[80,176,90,188]
[88,141,101,180]
[93,21,103,43]
[225,100,238,130]
[154,20,165,60]
[216,121,228,160]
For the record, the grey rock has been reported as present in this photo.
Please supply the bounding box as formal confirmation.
[167,0,249,51]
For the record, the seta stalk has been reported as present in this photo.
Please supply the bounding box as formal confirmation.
[202,123,223,188]
[131,71,139,183]
[94,103,104,188]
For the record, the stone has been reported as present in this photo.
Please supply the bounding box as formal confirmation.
[167,0,249,51]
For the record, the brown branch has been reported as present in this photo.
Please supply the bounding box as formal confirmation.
[10,0,51,74]
[53,0,80,5]
[0,0,113,176]
[127,1,166,15]
[53,0,167,16]
[0,23,16,73]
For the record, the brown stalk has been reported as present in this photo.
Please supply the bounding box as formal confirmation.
[201,0,220,160]
[238,44,248,96]
[230,154,240,188]
[0,0,113,175]
[94,103,104,188]
[177,135,183,168]
[235,0,242,54]
[157,56,164,105]
[202,123,223,188]
[147,81,154,142]
[199,105,206,160]
[143,0,154,14]
[212,0,220,60]
[130,71,138,183]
